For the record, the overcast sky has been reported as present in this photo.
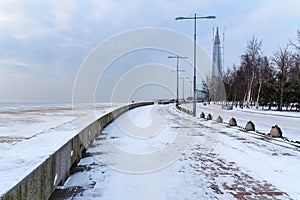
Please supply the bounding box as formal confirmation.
[0,0,299,102]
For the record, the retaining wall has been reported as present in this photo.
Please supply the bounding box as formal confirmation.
[1,102,153,200]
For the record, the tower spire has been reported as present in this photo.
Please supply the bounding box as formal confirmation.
[215,27,220,44]
[212,26,222,78]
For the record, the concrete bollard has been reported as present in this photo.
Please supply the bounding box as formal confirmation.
[216,115,223,123]
[245,121,255,131]
[269,125,283,138]
[207,113,212,120]
[229,118,237,126]
[200,112,205,118]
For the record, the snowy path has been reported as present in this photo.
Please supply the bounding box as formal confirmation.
[57,104,300,200]
[182,103,300,141]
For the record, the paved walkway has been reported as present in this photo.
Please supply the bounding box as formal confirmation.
[53,104,300,199]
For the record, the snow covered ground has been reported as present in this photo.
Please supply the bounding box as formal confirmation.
[181,103,300,142]
[0,102,119,197]
[58,104,300,200]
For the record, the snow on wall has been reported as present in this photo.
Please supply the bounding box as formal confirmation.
[0,102,153,200]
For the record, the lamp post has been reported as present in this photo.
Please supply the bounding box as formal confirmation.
[176,14,216,116]
[189,80,193,99]
[180,77,189,101]
[168,55,187,105]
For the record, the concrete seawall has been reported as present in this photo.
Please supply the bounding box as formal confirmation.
[1,102,153,200]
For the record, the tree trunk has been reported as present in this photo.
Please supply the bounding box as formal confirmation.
[279,77,284,111]
[272,46,291,111]
[243,91,247,107]
[246,67,255,107]
[256,81,262,109]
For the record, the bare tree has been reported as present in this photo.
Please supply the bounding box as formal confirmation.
[259,62,277,110]
[226,64,248,105]
[244,37,262,107]
[272,45,293,111]
[225,31,300,111]
[290,30,300,52]
[256,56,269,108]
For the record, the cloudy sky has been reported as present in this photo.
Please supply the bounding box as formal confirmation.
[0,0,299,102]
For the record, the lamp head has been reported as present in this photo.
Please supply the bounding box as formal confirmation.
[206,16,216,19]
[175,17,185,20]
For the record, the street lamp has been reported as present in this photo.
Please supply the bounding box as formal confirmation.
[189,80,193,98]
[176,14,216,116]
[179,77,189,100]
[168,55,187,105]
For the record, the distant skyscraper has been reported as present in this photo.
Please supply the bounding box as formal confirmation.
[212,27,222,77]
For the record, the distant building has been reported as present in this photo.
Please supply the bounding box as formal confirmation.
[212,27,223,77]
